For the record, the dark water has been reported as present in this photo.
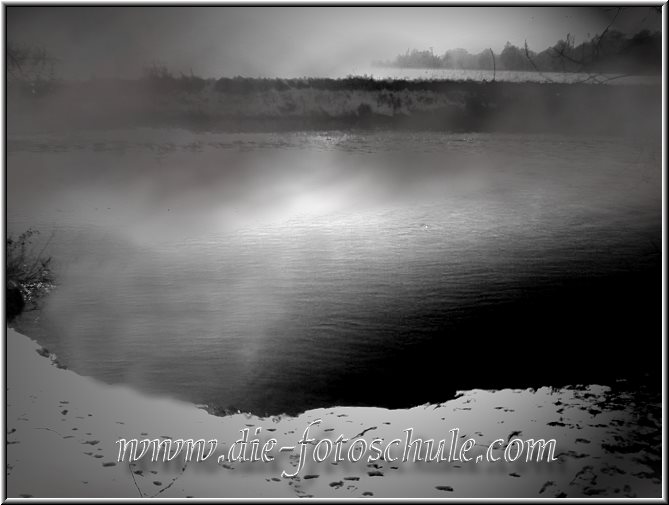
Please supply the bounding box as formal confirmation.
[8,130,661,415]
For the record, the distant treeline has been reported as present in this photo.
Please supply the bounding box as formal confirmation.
[376,29,661,74]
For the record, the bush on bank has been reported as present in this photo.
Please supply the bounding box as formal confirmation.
[6,229,55,323]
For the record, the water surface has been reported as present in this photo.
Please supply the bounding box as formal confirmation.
[8,130,661,415]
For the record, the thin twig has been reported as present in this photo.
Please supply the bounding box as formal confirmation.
[527,7,627,80]
[128,462,145,497]
[151,462,189,498]
[34,427,65,437]
[524,40,556,83]
[594,7,623,60]
[489,48,496,82]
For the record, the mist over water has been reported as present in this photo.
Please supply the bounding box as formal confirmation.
[9,130,660,415]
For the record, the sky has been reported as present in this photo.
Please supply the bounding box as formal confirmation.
[6,5,662,79]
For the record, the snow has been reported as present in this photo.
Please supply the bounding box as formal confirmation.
[5,327,661,498]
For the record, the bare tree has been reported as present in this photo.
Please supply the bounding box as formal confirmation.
[7,42,59,94]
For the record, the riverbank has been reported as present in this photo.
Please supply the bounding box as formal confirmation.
[7,77,661,137]
[6,327,661,498]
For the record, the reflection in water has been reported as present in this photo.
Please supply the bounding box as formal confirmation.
[8,130,661,415]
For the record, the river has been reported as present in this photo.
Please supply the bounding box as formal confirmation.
[7,129,661,415]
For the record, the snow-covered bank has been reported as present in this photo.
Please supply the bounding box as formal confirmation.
[6,327,661,498]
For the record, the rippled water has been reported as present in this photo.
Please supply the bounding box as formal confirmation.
[8,130,661,415]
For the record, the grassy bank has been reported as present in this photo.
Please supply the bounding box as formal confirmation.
[7,77,661,136]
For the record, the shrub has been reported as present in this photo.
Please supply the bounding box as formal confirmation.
[6,228,55,321]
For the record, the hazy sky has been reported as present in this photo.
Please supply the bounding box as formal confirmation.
[6,6,662,78]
